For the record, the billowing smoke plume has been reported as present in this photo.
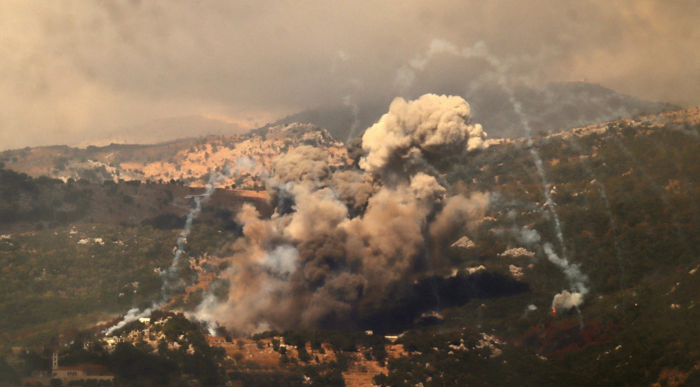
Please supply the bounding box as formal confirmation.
[196,94,489,332]
[404,39,590,316]
[544,242,589,314]
[359,94,487,178]
[552,291,584,314]
[343,95,361,142]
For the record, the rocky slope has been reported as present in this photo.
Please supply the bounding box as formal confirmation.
[1,123,348,190]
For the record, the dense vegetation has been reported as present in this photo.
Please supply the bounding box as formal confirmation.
[453,123,700,294]
[0,223,230,346]
[0,168,92,227]
[8,313,227,386]
[369,123,700,386]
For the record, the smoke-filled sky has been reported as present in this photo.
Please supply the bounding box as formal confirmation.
[1,0,699,150]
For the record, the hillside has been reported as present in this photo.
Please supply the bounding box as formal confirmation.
[0,123,348,191]
[0,169,271,234]
[1,108,699,386]
[467,81,681,138]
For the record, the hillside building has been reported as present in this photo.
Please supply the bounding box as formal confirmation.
[50,351,114,384]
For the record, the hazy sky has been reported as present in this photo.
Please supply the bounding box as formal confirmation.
[1,0,699,150]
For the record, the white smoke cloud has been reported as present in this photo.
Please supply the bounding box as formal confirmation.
[544,242,589,313]
[109,169,232,332]
[105,307,152,336]
[261,245,299,277]
[359,94,487,176]
[552,291,585,314]
[232,156,265,177]
[518,228,541,245]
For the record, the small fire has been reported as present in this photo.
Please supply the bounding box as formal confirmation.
[552,306,557,317]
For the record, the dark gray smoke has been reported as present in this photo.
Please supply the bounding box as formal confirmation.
[195,94,489,332]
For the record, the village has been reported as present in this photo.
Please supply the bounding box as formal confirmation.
[14,312,407,387]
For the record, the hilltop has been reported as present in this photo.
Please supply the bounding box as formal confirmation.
[264,82,680,141]
[1,123,348,191]
[468,81,681,138]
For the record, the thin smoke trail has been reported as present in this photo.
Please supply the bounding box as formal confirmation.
[484,58,569,260]
[487,58,588,325]
[399,39,569,255]
[106,169,229,336]
[469,44,587,320]
[160,171,223,301]
[592,180,627,316]
[398,39,588,320]
[343,95,361,142]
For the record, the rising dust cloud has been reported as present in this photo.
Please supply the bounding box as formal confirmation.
[195,94,490,333]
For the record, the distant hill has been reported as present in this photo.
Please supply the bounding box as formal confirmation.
[263,82,680,141]
[75,115,251,147]
[1,123,348,190]
[258,101,391,143]
[0,167,272,233]
[467,81,681,138]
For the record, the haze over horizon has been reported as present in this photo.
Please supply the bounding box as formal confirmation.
[1,0,699,150]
